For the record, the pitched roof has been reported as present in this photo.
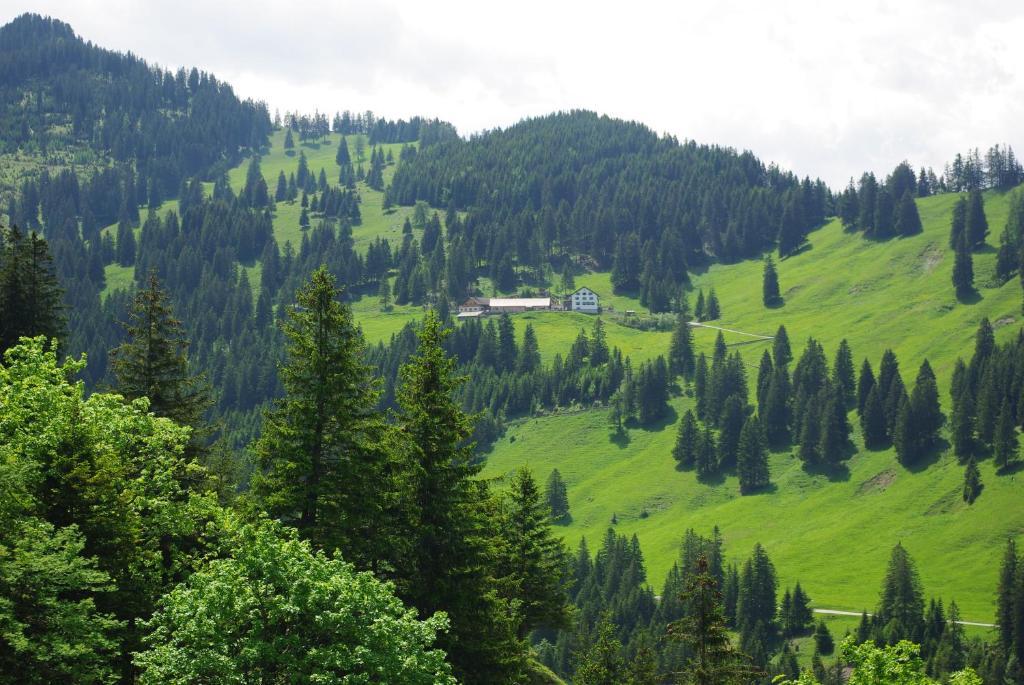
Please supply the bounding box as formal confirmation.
[488,297,553,308]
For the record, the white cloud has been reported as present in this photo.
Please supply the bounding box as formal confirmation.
[5,0,1024,185]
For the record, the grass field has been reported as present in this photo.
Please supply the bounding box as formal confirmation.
[483,187,1024,628]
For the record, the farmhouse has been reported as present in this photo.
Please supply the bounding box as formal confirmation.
[568,286,600,313]
[457,296,555,318]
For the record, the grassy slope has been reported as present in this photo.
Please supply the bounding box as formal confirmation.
[484,188,1024,626]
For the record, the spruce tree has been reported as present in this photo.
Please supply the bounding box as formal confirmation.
[813,620,834,656]
[996,539,1017,654]
[394,312,521,683]
[962,458,981,504]
[762,367,791,448]
[495,467,572,639]
[953,233,974,295]
[110,272,211,432]
[696,427,718,481]
[993,398,1018,469]
[966,189,988,248]
[0,227,65,352]
[737,416,770,494]
[251,266,389,567]
[673,410,700,469]
[497,313,518,373]
[694,289,705,321]
[909,359,942,448]
[895,190,923,236]
[876,543,925,644]
[857,358,875,415]
[545,468,570,521]
[773,325,792,367]
[860,385,887,448]
[518,323,541,373]
[893,399,916,466]
[717,396,745,470]
[950,383,975,458]
[832,339,856,405]
[669,311,696,378]
[762,256,781,306]
[705,288,721,320]
[668,555,758,685]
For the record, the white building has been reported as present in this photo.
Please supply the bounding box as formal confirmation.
[569,287,600,313]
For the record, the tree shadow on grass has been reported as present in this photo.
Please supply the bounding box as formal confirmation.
[903,437,950,474]
[696,470,727,486]
[552,514,574,526]
[803,460,851,483]
[634,406,679,434]
[997,460,1024,476]
[780,243,813,260]
[609,428,631,449]
[956,288,983,305]
[740,482,779,496]
[765,298,785,310]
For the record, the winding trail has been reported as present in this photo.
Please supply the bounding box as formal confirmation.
[813,608,995,628]
[687,321,775,340]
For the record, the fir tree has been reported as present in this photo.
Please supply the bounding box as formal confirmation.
[545,468,570,521]
[962,458,982,504]
[669,311,696,378]
[832,339,856,405]
[673,410,700,469]
[952,233,974,295]
[950,382,974,458]
[668,555,759,685]
[737,416,770,494]
[717,396,745,470]
[696,427,718,480]
[694,289,706,322]
[395,312,521,683]
[762,256,781,306]
[996,539,1017,654]
[966,189,988,249]
[814,620,834,656]
[574,615,626,685]
[857,358,875,415]
[861,384,887,448]
[110,272,211,432]
[518,323,541,373]
[993,398,1018,469]
[251,266,389,567]
[876,543,925,644]
[705,288,721,320]
[895,190,923,236]
[378,278,391,311]
[773,325,792,367]
[0,227,65,352]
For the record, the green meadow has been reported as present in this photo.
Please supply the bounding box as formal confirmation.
[483,188,1024,628]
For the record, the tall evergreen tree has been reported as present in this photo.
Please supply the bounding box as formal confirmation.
[251,266,389,567]
[673,409,700,469]
[833,339,856,405]
[895,190,923,236]
[669,311,696,378]
[857,358,875,415]
[993,398,1018,469]
[876,543,925,644]
[737,416,770,494]
[110,272,210,432]
[966,189,988,249]
[996,539,1017,655]
[762,256,781,306]
[949,196,967,248]
[668,555,758,685]
[518,323,541,373]
[0,226,65,352]
[860,384,888,449]
[952,233,974,295]
[705,288,721,320]
[773,325,792,367]
[394,312,521,683]
[962,457,982,504]
[545,468,570,521]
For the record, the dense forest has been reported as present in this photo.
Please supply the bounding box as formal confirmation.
[1,11,1024,684]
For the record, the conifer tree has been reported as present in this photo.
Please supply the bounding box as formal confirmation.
[996,539,1017,654]
[673,410,700,469]
[953,233,974,295]
[876,543,925,644]
[832,339,856,405]
[378,278,391,311]
[590,318,610,365]
[115,220,136,266]
[545,468,570,521]
[950,384,974,458]
[893,400,916,466]
[773,325,792,367]
[274,170,287,201]
[668,555,758,685]
[497,313,518,373]
[574,615,626,685]
[110,272,210,432]
[762,367,791,447]
[857,358,875,415]
[950,195,967,248]
[737,416,770,494]
[0,226,65,352]
[669,311,696,378]
[518,323,541,373]
[814,620,834,656]
[860,384,887,448]
[283,127,294,149]
[993,398,1018,469]
[705,288,721,320]
[962,458,981,504]
[394,312,521,683]
[966,189,988,248]
[696,427,718,480]
[790,583,813,635]
[895,190,923,236]
[909,359,943,447]
[762,256,781,306]
[717,396,745,470]
[495,467,572,639]
[694,289,705,321]
[251,266,389,568]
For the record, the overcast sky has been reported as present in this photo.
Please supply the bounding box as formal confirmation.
[7,1,1024,186]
